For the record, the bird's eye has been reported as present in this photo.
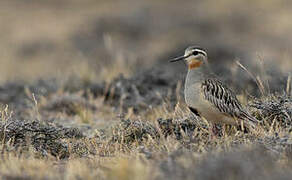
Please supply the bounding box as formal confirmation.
[192,50,199,56]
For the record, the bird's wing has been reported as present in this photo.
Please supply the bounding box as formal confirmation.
[201,78,257,123]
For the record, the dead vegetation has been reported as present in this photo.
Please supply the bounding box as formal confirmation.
[0,55,290,179]
[0,0,291,179]
[250,94,292,127]
[0,72,291,179]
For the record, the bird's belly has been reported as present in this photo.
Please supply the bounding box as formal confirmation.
[197,103,237,125]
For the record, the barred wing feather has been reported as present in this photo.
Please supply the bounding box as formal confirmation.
[201,78,257,124]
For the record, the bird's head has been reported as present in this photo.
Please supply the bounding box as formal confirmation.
[170,46,207,69]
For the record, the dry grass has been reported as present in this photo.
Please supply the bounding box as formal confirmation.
[0,89,291,179]
[0,0,291,179]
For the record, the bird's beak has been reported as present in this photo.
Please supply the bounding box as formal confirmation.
[169,55,187,62]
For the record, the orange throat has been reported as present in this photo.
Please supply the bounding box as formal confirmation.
[188,60,203,70]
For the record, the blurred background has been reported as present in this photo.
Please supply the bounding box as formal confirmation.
[0,1,292,178]
[0,0,291,93]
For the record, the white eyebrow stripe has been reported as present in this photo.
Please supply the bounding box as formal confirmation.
[195,49,207,56]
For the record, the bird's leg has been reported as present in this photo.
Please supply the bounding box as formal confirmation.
[240,120,245,131]
[222,124,226,137]
[208,123,218,140]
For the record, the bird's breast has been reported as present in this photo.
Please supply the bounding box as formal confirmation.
[184,83,203,108]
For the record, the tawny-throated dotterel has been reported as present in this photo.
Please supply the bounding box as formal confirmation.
[170,46,258,130]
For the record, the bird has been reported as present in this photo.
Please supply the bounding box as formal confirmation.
[170,46,258,132]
